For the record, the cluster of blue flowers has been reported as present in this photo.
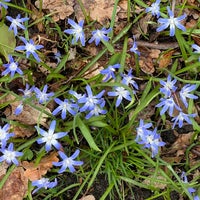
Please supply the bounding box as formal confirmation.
[135,119,165,157]
[156,75,198,128]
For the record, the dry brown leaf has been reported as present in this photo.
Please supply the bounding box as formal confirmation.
[0,162,9,178]
[1,94,50,128]
[80,195,95,200]
[172,132,194,152]
[158,49,176,68]
[0,167,28,200]
[139,56,155,74]
[35,0,74,22]
[117,0,129,19]
[11,125,35,138]
[143,174,167,189]
[149,49,161,59]
[83,63,104,79]
[74,0,117,25]
[22,152,59,181]
[139,13,152,35]
[162,156,183,163]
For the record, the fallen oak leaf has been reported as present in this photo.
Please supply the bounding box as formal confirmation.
[35,0,74,22]
[0,167,28,200]
[22,151,59,181]
[74,0,117,25]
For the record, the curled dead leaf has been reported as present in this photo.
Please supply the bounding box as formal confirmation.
[22,152,59,181]
[158,49,176,69]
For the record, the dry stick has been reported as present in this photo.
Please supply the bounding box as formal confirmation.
[136,40,179,50]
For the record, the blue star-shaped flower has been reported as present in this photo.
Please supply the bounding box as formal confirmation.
[53,149,83,173]
[179,84,198,108]
[107,86,132,107]
[32,178,57,194]
[2,55,23,77]
[0,124,15,148]
[0,143,23,165]
[64,19,85,46]
[159,75,177,97]
[34,84,54,104]
[156,97,181,116]
[78,85,105,112]
[88,27,112,46]
[35,120,67,152]
[100,64,121,82]
[156,6,186,36]
[15,37,44,62]
[171,111,196,128]
[135,119,152,142]
[145,0,161,18]
[6,14,29,36]
[52,98,78,119]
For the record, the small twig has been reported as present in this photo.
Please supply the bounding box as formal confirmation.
[171,0,176,13]
[136,40,179,50]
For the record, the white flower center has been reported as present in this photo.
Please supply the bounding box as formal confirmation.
[26,43,36,52]
[169,17,175,26]
[4,150,15,161]
[64,158,72,166]
[0,130,6,140]
[9,62,17,71]
[12,19,21,27]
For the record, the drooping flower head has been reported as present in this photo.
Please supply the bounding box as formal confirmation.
[130,36,140,55]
